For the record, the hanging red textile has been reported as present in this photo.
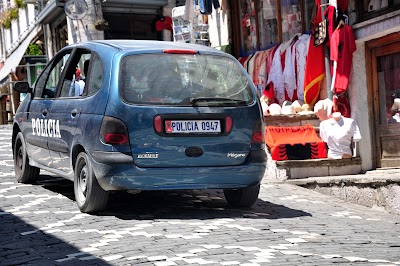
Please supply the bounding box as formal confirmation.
[330,24,357,95]
[303,0,325,105]
[263,45,279,101]
[337,0,349,12]
[333,93,351,118]
[324,5,336,48]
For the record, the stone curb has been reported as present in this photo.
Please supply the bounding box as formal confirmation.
[285,174,400,186]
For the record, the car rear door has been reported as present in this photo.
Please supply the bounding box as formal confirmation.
[46,47,94,175]
[114,51,263,168]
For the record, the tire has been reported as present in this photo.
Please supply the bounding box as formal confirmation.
[224,184,260,207]
[74,152,109,213]
[14,132,40,183]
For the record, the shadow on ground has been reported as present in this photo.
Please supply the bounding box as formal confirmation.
[0,207,111,266]
[35,174,312,221]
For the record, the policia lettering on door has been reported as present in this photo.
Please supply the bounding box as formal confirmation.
[32,118,61,138]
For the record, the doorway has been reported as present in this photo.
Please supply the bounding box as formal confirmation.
[366,33,400,168]
[103,13,159,40]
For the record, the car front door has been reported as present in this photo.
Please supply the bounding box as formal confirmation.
[22,49,73,168]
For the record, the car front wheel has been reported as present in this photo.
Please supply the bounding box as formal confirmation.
[14,132,40,183]
[74,152,108,213]
[223,184,260,207]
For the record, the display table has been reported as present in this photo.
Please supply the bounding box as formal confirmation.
[262,114,362,180]
[265,124,327,160]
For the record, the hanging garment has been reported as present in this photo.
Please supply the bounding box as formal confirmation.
[155,16,173,31]
[239,56,249,67]
[197,0,220,15]
[247,51,259,80]
[324,5,336,47]
[295,34,311,102]
[219,0,229,11]
[330,24,357,95]
[264,45,279,101]
[254,50,270,89]
[283,40,298,101]
[333,93,351,117]
[333,93,351,118]
[266,44,285,105]
[244,53,256,74]
[337,0,349,12]
[252,51,263,85]
[303,0,325,105]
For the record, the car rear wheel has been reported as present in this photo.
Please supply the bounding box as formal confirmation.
[74,152,108,213]
[14,132,40,183]
[223,184,260,207]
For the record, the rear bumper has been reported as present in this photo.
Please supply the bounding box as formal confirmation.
[88,150,267,191]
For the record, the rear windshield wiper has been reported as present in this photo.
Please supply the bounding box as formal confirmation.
[189,97,248,105]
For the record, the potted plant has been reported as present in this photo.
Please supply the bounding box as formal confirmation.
[0,7,20,29]
[94,19,108,31]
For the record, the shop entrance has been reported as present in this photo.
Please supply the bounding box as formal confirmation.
[367,33,400,168]
[103,13,158,40]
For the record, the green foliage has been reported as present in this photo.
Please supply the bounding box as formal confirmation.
[26,44,43,56]
[10,8,19,19]
[15,0,26,9]
[0,7,19,29]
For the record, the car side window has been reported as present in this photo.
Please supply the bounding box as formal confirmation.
[59,49,92,98]
[85,54,103,96]
[34,51,71,99]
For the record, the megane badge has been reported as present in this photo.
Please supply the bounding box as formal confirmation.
[227,153,246,158]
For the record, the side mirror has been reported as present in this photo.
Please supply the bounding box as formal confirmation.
[13,81,32,94]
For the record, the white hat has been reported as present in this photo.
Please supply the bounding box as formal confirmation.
[314,98,333,120]
[269,103,282,115]
[261,100,269,116]
[292,100,302,113]
[281,101,296,115]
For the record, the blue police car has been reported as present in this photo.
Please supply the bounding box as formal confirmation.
[12,40,266,213]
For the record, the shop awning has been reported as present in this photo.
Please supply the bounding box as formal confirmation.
[0,26,42,84]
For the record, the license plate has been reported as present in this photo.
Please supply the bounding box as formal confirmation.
[165,120,221,134]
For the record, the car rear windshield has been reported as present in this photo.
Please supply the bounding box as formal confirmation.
[120,53,254,106]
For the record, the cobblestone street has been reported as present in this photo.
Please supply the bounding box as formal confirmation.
[1,125,400,266]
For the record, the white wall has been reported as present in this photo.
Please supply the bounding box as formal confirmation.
[349,41,373,171]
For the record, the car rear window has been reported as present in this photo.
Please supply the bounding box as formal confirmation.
[120,53,254,106]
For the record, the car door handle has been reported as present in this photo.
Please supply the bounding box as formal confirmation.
[42,109,48,117]
[71,109,78,118]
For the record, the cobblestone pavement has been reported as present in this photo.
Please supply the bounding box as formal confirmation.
[1,125,400,266]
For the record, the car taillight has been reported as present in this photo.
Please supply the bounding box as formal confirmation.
[163,49,197,54]
[225,116,232,133]
[104,134,127,145]
[154,115,162,133]
[100,116,129,145]
[251,118,265,144]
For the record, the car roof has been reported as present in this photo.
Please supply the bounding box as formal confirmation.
[75,40,226,55]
